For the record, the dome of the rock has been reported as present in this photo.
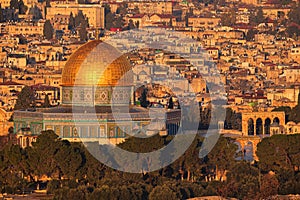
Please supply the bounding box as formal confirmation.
[61,40,133,106]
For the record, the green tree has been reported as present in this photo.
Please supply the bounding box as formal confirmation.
[276,169,300,195]
[246,29,257,41]
[75,10,85,27]
[116,4,127,16]
[55,142,84,179]
[289,93,300,122]
[207,136,238,181]
[68,12,75,30]
[256,7,264,23]
[140,87,149,108]
[47,180,60,194]
[168,97,174,109]
[224,108,241,130]
[174,135,205,181]
[260,173,279,199]
[10,0,18,9]
[18,0,27,14]
[226,161,260,199]
[0,145,26,192]
[67,188,86,200]
[90,185,113,200]
[286,25,300,38]
[28,5,43,20]
[14,86,35,110]
[105,12,114,30]
[257,134,300,172]
[128,19,135,30]
[115,16,124,28]
[117,135,170,172]
[288,6,300,25]
[79,20,88,41]
[0,6,4,22]
[149,185,179,200]
[27,130,61,177]
[220,9,236,26]
[135,21,140,29]
[250,7,265,24]
[43,20,54,40]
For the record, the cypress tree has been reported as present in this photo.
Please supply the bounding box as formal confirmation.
[43,20,54,40]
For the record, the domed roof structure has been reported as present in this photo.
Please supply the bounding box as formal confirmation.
[61,40,134,106]
[62,40,132,87]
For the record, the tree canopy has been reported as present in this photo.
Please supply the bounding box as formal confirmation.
[14,86,35,110]
[1,129,300,199]
[43,20,54,40]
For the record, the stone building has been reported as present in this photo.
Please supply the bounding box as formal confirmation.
[127,1,173,15]
[46,3,105,28]
[241,111,285,136]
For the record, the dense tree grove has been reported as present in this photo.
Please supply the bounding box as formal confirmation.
[68,11,89,41]
[1,130,300,199]
[10,0,27,14]
[104,4,124,30]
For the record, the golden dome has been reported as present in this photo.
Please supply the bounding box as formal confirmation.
[61,40,133,87]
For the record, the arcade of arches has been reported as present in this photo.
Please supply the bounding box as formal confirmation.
[242,112,285,136]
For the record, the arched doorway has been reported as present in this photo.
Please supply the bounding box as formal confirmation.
[265,118,271,135]
[248,118,254,135]
[273,117,280,124]
[244,141,254,161]
[256,118,263,135]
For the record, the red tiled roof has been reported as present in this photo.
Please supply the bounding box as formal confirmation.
[233,24,254,29]
[130,14,146,18]
[151,14,173,19]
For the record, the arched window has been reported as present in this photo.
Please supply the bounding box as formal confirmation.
[248,118,254,135]
[256,118,263,135]
[265,118,271,135]
[63,126,70,138]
